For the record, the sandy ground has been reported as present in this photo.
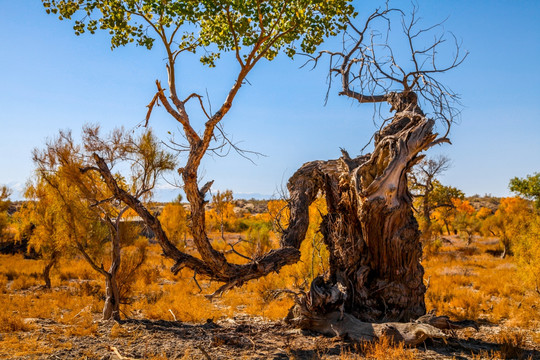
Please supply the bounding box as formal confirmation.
[4,314,540,360]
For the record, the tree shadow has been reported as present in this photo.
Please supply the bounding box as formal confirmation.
[420,336,540,360]
[118,319,540,360]
[119,318,220,338]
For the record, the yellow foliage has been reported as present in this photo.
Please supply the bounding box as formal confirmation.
[138,280,230,322]
[476,206,492,220]
[482,197,532,254]
[452,198,475,215]
[0,274,7,293]
[207,190,237,235]
[267,199,289,230]
[10,274,39,290]
[513,212,540,293]
[160,203,189,249]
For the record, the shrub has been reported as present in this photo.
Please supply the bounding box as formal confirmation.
[0,312,34,332]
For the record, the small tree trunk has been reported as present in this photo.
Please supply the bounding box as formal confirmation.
[500,237,510,259]
[104,222,122,321]
[220,216,224,240]
[422,192,432,233]
[444,221,451,236]
[42,253,58,289]
[103,273,120,320]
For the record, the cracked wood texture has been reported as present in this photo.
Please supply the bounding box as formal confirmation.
[285,92,437,327]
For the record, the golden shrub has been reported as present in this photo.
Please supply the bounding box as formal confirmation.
[0,312,34,332]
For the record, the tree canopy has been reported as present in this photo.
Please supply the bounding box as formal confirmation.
[38,0,358,295]
[510,172,540,209]
[0,186,12,240]
[42,0,354,63]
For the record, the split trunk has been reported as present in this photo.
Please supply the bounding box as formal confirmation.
[286,93,439,330]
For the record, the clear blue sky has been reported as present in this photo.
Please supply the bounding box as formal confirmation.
[1,1,539,200]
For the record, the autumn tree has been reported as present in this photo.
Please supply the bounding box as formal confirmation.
[510,172,540,209]
[210,190,235,239]
[32,126,173,319]
[513,211,540,295]
[159,198,189,251]
[16,179,74,289]
[410,155,451,234]
[0,186,11,240]
[42,0,354,293]
[483,197,532,258]
[430,183,465,235]
[451,198,478,246]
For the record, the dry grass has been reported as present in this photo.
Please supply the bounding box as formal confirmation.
[0,312,34,332]
[496,329,526,360]
[336,337,417,360]
[2,237,539,332]
[0,334,72,358]
[0,273,8,293]
[424,236,540,328]
[0,254,43,280]
[1,223,539,358]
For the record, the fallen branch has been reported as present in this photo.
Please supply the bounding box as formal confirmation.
[107,346,139,360]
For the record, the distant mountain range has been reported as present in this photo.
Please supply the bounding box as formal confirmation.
[4,181,274,202]
[150,187,274,202]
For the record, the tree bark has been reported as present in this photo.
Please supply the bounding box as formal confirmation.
[103,219,122,321]
[103,273,120,321]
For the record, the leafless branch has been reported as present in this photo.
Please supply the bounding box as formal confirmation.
[309,5,466,137]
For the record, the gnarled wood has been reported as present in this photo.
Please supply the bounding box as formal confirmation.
[92,153,301,291]
[283,92,434,324]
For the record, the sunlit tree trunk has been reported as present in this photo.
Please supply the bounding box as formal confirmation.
[42,252,58,289]
[103,273,120,321]
[103,221,122,321]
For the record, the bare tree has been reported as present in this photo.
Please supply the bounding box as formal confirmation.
[280,5,470,341]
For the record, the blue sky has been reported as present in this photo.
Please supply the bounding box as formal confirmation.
[1,1,539,200]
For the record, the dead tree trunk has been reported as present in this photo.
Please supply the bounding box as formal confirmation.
[286,92,440,328]
[282,91,478,343]
[283,7,467,332]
